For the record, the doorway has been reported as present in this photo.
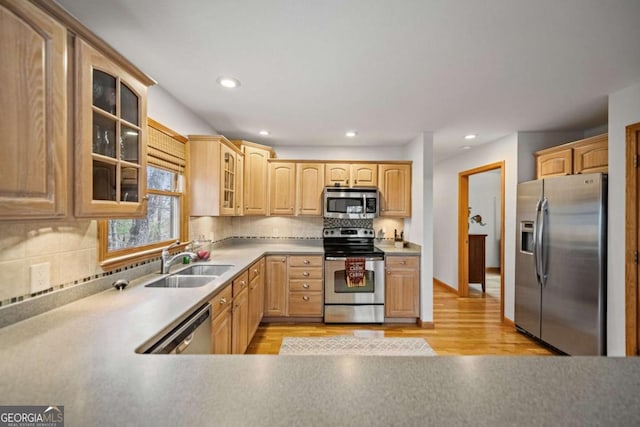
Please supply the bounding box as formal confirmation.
[458,161,505,321]
[625,121,640,355]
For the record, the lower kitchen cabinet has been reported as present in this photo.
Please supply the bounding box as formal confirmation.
[265,255,288,316]
[210,285,233,354]
[385,256,420,318]
[232,271,250,354]
[248,257,265,338]
[288,255,323,317]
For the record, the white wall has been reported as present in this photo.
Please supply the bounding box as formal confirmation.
[607,81,640,355]
[469,171,501,267]
[434,133,518,319]
[148,85,217,135]
[516,131,584,182]
[273,145,405,161]
[403,133,434,323]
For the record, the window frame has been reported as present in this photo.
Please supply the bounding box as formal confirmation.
[98,118,189,269]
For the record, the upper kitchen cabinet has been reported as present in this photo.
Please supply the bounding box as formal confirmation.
[75,39,151,217]
[190,135,243,216]
[325,163,377,187]
[0,1,68,219]
[296,162,325,215]
[378,163,412,217]
[535,133,608,179]
[232,140,275,215]
[269,161,296,215]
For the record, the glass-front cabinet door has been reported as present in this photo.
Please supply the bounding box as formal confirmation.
[75,39,150,218]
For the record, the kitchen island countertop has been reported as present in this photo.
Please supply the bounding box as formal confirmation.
[1,240,639,426]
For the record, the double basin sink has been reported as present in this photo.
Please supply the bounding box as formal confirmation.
[145,264,234,288]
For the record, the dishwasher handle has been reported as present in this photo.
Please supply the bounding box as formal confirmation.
[148,303,211,354]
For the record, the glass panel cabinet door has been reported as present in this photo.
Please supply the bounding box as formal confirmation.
[75,39,149,218]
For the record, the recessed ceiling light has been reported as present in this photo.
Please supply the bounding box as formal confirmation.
[461,145,472,150]
[259,130,270,136]
[216,76,241,89]
[345,130,358,138]
[464,134,477,140]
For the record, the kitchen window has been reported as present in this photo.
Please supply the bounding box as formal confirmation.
[99,120,189,268]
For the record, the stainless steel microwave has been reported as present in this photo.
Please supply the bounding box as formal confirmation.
[323,187,379,219]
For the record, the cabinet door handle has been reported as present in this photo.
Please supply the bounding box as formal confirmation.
[303,296,310,301]
[220,297,227,304]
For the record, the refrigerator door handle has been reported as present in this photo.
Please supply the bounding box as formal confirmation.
[538,198,549,287]
[533,199,542,286]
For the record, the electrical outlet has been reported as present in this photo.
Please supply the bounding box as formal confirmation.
[30,262,51,294]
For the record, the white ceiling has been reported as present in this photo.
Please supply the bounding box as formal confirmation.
[57,0,640,161]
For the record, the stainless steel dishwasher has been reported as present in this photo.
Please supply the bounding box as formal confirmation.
[147,304,211,354]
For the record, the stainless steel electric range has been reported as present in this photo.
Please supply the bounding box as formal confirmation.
[323,227,385,323]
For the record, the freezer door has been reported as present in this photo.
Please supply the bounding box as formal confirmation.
[515,180,543,338]
[540,173,606,355]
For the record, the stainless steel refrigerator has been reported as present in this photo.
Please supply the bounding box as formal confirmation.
[515,173,606,355]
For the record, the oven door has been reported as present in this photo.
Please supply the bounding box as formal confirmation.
[324,256,384,304]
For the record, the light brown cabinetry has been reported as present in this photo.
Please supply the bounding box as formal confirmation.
[75,39,149,218]
[287,255,323,317]
[269,161,296,215]
[296,163,325,215]
[235,142,273,215]
[189,135,243,216]
[378,164,412,217]
[265,255,288,316]
[0,1,68,219]
[210,285,233,354]
[231,270,250,354]
[535,133,608,179]
[248,257,265,339]
[325,163,377,187]
[385,256,419,318]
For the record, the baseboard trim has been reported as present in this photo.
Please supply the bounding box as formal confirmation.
[417,319,435,329]
[433,277,457,294]
[502,317,515,328]
[261,317,324,324]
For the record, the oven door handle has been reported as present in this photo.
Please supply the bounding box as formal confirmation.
[325,256,385,261]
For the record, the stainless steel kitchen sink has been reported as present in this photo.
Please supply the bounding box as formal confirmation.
[144,275,215,288]
[174,264,234,276]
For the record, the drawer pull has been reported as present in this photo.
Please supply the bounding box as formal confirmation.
[220,297,227,305]
[304,259,310,264]
[303,283,310,289]
[253,269,259,274]
[401,261,406,265]
[303,296,310,301]
[241,280,246,286]
[303,272,310,277]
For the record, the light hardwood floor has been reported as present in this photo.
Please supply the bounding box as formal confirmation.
[246,280,554,355]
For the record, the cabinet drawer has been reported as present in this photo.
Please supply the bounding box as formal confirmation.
[289,279,323,292]
[211,285,233,319]
[386,256,419,269]
[233,271,249,296]
[248,258,264,282]
[288,255,323,267]
[288,292,323,316]
[288,266,322,280]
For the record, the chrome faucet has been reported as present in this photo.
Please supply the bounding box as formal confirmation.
[160,240,198,274]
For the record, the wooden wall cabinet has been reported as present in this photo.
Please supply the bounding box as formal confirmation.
[296,163,325,215]
[231,270,250,354]
[210,285,233,354]
[378,163,412,217]
[189,135,243,216]
[265,255,288,316]
[535,133,608,179]
[287,255,323,317]
[269,161,296,215]
[468,234,487,292]
[385,256,420,318]
[248,257,265,339]
[235,141,274,215]
[75,39,150,218]
[0,1,68,219]
[325,163,377,187]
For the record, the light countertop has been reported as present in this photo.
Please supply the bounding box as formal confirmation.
[1,240,639,426]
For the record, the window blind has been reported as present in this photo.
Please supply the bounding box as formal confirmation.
[147,125,186,173]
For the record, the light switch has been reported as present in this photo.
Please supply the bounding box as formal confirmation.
[30,262,51,294]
